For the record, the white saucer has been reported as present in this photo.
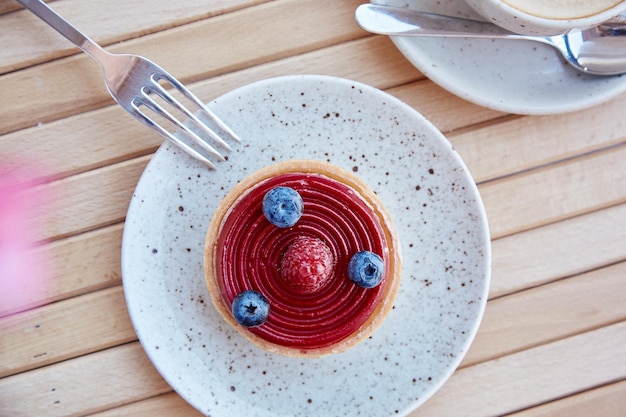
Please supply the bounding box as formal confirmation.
[374,0,626,114]
[122,75,490,416]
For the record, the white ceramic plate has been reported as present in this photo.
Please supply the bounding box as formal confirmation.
[374,0,626,115]
[122,75,491,417]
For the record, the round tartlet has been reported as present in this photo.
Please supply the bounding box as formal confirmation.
[204,160,402,357]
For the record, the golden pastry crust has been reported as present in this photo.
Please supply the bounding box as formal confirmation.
[204,160,402,357]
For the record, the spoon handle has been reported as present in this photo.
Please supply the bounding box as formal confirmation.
[355,4,516,38]
[356,3,626,75]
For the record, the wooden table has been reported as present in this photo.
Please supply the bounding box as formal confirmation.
[1,0,625,416]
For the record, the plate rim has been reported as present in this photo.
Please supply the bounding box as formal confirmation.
[121,74,492,417]
[374,0,626,115]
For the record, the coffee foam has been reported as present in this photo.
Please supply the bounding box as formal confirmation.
[502,0,623,19]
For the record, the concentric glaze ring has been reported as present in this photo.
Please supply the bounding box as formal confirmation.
[205,160,401,357]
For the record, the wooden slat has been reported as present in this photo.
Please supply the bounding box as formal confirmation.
[2,0,269,73]
[87,392,201,417]
[0,0,17,15]
[410,321,626,417]
[0,35,421,181]
[31,155,149,242]
[0,343,170,417]
[388,80,507,133]
[85,374,626,417]
[450,94,626,184]
[0,223,123,317]
[490,203,626,297]
[505,380,626,417]
[0,0,368,135]
[463,261,626,367]
[0,0,40,16]
[4,320,621,417]
[4,205,623,378]
[0,105,160,180]
[480,144,626,239]
[1,0,60,16]
[2,221,623,396]
[27,139,626,247]
[0,286,135,378]
[3,0,625,416]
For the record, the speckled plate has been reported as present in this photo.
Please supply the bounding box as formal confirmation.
[122,75,490,417]
[373,0,626,115]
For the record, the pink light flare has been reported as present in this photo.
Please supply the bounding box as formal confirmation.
[0,164,52,316]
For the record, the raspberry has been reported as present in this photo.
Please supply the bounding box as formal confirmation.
[280,236,334,294]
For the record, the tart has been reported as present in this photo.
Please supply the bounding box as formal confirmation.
[204,160,401,357]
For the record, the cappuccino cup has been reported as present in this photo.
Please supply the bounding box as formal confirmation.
[465,0,626,35]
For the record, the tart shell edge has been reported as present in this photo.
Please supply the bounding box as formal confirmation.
[203,160,402,357]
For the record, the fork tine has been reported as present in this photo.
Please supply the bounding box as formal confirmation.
[130,97,217,169]
[138,88,226,161]
[149,76,235,152]
[156,73,242,144]
[142,84,229,158]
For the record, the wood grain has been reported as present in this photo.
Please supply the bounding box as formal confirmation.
[506,379,626,417]
[0,223,123,317]
[87,392,202,417]
[4,320,623,417]
[30,156,150,242]
[2,205,622,379]
[24,139,626,247]
[0,0,368,135]
[490,203,626,297]
[480,144,626,239]
[2,221,623,401]
[2,0,270,72]
[410,321,626,417]
[0,0,36,16]
[463,261,626,367]
[3,0,626,415]
[0,35,421,181]
[0,286,135,377]
[450,94,626,183]
[0,343,170,417]
[387,80,507,133]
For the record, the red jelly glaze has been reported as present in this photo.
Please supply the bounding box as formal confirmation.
[215,173,391,350]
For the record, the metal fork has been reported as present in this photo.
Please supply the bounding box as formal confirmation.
[16,0,240,169]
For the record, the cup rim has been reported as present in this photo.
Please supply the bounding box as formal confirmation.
[494,0,626,24]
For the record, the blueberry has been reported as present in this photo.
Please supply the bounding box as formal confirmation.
[262,186,304,228]
[347,251,384,289]
[231,290,270,327]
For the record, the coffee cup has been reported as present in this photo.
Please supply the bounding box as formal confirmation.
[465,0,626,35]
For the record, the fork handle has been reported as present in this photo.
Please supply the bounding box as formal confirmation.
[16,0,108,62]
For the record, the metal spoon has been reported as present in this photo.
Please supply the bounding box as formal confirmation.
[355,4,626,76]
